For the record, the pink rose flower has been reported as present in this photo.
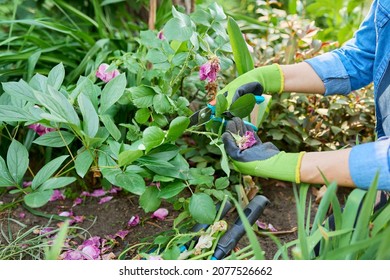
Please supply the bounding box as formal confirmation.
[96,63,120,83]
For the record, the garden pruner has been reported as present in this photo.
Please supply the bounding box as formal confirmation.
[188,95,265,131]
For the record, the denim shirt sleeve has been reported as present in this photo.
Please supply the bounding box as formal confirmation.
[305,0,377,96]
[349,137,390,190]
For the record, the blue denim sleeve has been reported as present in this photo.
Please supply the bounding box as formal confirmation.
[305,53,351,96]
[305,0,377,95]
[349,137,390,190]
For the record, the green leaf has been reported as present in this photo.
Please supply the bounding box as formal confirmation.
[218,143,230,177]
[166,116,190,142]
[32,155,69,190]
[118,149,144,167]
[130,86,156,108]
[34,87,80,126]
[74,149,94,178]
[153,94,171,114]
[147,144,180,161]
[163,12,193,41]
[227,17,254,75]
[189,193,216,224]
[0,105,34,122]
[7,140,29,185]
[135,108,150,124]
[24,190,54,208]
[47,63,65,90]
[115,172,146,195]
[158,181,186,199]
[229,94,255,118]
[99,74,126,114]
[33,130,75,147]
[100,114,121,141]
[78,93,99,138]
[2,80,37,103]
[146,49,168,64]
[191,9,212,26]
[215,93,228,117]
[144,154,189,180]
[40,177,76,191]
[142,126,165,153]
[209,2,226,21]
[0,156,14,187]
[139,187,161,213]
[215,177,229,190]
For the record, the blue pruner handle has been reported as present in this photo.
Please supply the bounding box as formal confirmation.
[255,95,265,104]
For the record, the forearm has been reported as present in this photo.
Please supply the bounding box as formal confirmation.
[280,62,325,94]
[300,149,355,187]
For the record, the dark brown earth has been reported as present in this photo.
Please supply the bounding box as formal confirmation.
[0,179,351,260]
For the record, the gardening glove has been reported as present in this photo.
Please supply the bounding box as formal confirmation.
[222,117,305,183]
[217,64,284,106]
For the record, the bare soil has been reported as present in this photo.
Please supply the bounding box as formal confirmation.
[0,179,351,260]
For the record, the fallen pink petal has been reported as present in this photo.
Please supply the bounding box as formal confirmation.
[151,208,169,220]
[59,211,72,217]
[98,196,113,204]
[148,255,163,260]
[109,186,122,194]
[72,197,83,207]
[81,245,101,260]
[80,191,90,197]
[90,189,106,197]
[115,230,130,240]
[128,215,140,227]
[72,215,85,224]
[49,190,66,202]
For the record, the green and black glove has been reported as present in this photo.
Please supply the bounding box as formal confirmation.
[222,117,305,183]
[218,64,284,105]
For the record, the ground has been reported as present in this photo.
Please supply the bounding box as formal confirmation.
[0,179,351,260]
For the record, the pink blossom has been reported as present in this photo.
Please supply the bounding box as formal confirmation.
[49,190,65,202]
[157,30,165,40]
[98,196,113,204]
[151,208,168,221]
[18,212,26,219]
[96,63,120,83]
[28,124,55,136]
[23,181,32,188]
[128,215,140,227]
[199,56,220,83]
